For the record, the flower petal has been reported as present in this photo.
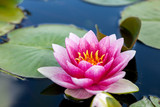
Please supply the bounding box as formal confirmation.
[65,38,78,65]
[107,50,136,77]
[69,32,80,44]
[78,60,92,71]
[104,57,114,72]
[38,67,79,89]
[91,92,121,107]
[78,38,90,53]
[85,65,106,83]
[108,38,124,58]
[67,61,84,78]
[99,71,126,86]
[84,30,99,53]
[84,30,98,44]
[85,85,108,94]
[65,88,93,99]
[52,44,69,58]
[109,34,117,45]
[107,79,139,94]
[71,77,94,88]
[99,36,110,54]
[53,52,69,71]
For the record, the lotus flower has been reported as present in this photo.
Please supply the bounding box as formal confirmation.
[38,30,139,99]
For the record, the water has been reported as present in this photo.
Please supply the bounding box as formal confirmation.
[0,0,160,106]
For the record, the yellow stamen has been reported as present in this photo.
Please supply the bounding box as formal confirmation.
[75,50,105,65]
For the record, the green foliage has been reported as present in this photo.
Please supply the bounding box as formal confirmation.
[83,0,139,6]
[0,24,87,78]
[130,96,160,107]
[121,0,160,49]
[120,17,141,51]
[90,92,121,107]
[0,0,24,36]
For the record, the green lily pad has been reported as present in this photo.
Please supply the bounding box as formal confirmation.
[130,96,160,107]
[0,21,15,36]
[150,96,160,107]
[130,97,154,107]
[0,0,24,36]
[0,24,87,78]
[0,0,23,6]
[83,0,139,6]
[121,0,160,49]
[120,17,141,51]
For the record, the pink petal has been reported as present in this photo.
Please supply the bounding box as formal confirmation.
[99,36,110,54]
[107,79,139,94]
[53,52,69,71]
[78,38,90,53]
[107,50,136,77]
[109,34,117,45]
[118,50,136,71]
[78,61,92,71]
[85,65,106,83]
[71,77,94,88]
[84,30,99,53]
[67,61,84,78]
[85,85,108,94]
[69,33,80,44]
[65,38,78,65]
[84,30,98,44]
[38,67,79,89]
[65,88,93,99]
[52,44,70,61]
[108,38,124,58]
[104,57,114,71]
[99,71,126,86]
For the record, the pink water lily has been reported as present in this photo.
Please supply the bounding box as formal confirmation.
[38,30,139,99]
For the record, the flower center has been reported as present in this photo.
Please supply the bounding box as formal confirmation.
[75,50,105,65]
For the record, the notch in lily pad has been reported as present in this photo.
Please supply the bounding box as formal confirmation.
[120,17,141,51]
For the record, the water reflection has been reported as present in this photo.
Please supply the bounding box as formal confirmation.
[0,73,25,107]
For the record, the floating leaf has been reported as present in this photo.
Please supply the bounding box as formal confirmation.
[83,0,139,6]
[130,97,154,107]
[0,0,23,6]
[150,96,160,107]
[121,0,160,49]
[41,84,65,95]
[0,22,15,36]
[0,24,87,78]
[120,17,141,51]
[0,0,24,36]
[95,25,106,41]
[90,92,121,107]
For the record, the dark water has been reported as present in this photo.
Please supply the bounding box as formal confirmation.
[0,0,160,107]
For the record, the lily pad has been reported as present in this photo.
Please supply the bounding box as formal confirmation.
[130,96,154,107]
[0,0,24,36]
[150,96,160,107]
[121,0,160,49]
[120,17,141,51]
[0,22,15,36]
[130,96,160,107]
[0,24,87,78]
[83,0,139,6]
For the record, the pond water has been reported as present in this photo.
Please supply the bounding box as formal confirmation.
[0,0,160,107]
